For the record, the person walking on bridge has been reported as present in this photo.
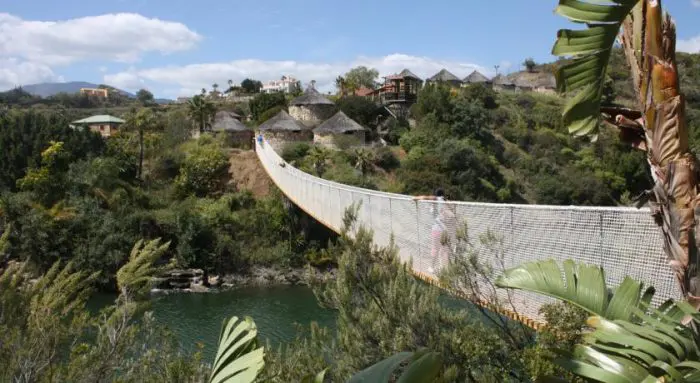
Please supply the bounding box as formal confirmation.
[413,188,454,274]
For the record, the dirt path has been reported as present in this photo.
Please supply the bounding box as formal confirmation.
[227,149,272,198]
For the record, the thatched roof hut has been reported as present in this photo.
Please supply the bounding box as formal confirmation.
[212,111,247,132]
[463,70,491,84]
[289,87,337,128]
[313,111,366,149]
[427,69,462,85]
[212,111,253,148]
[258,110,313,149]
[290,87,334,106]
[258,110,307,132]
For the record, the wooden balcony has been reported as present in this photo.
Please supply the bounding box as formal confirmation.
[380,91,417,104]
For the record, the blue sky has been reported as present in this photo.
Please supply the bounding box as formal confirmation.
[1,0,699,98]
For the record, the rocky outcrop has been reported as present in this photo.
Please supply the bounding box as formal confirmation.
[151,266,336,294]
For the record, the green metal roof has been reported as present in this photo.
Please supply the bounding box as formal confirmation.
[72,115,125,124]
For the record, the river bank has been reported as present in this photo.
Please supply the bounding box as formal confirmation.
[151,266,337,294]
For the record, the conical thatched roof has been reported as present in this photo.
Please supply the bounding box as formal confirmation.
[258,110,307,132]
[428,69,461,82]
[398,69,421,80]
[313,111,366,134]
[463,70,491,84]
[212,111,248,131]
[290,87,334,106]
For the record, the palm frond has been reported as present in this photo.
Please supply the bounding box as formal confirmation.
[209,316,265,383]
[347,349,443,383]
[553,0,639,139]
[116,238,172,300]
[495,259,654,321]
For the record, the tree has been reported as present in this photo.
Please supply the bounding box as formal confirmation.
[241,78,263,94]
[352,148,376,178]
[187,95,217,133]
[522,58,536,73]
[335,76,349,97]
[174,143,229,197]
[128,108,156,179]
[343,66,380,90]
[249,93,287,121]
[136,88,155,106]
[307,146,331,177]
[291,81,303,97]
[336,95,385,127]
[553,1,700,307]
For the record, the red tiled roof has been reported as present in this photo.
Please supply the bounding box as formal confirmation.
[355,87,376,97]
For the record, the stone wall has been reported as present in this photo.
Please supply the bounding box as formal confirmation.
[289,104,337,128]
[263,130,313,151]
[313,131,366,150]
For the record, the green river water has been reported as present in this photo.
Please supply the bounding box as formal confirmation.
[91,284,488,363]
[92,285,336,362]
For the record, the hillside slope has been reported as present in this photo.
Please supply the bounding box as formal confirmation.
[228,149,272,197]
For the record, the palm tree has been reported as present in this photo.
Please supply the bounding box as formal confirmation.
[353,148,376,178]
[134,108,155,179]
[554,0,699,307]
[307,146,330,177]
[335,76,348,97]
[187,95,216,133]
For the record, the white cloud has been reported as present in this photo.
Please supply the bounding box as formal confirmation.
[692,0,700,7]
[0,58,58,89]
[104,54,494,98]
[678,35,700,53]
[0,13,201,65]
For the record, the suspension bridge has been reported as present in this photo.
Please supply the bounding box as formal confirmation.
[255,138,681,328]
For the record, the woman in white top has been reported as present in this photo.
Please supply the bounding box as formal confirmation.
[413,188,450,273]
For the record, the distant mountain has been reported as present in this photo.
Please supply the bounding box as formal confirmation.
[13,81,176,103]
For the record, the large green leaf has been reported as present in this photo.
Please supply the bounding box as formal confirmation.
[552,314,700,382]
[552,0,638,138]
[495,259,652,321]
[209,316,265,383]
[348,350,443,383]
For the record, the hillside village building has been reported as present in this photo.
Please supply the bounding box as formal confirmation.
[261,75,299,94]
[462,70,492,86]
[313,111,367,149]
[71,115,125,137]
[288,86,337,128]
[80,88,109,98]
[258,110,313,150]
[211,111,253,148]
[426,69,463,88]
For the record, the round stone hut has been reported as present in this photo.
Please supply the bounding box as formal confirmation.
[258,110,313,150]
[313,111,367,149]
[288,87,337,128]
[212,111,253,148]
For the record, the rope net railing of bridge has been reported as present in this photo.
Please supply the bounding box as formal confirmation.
[255,138,681,325]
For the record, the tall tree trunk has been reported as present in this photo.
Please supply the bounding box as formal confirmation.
[610,1,699,308]
[138,127,144,179]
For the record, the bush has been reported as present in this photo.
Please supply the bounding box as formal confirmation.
[174,144,229,198]
[373,147,400,171]
[257,105,285,124]
[281,142,311,162]
[250,93,287,121]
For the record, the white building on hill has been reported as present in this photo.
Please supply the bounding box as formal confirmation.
[261,75,299,94]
